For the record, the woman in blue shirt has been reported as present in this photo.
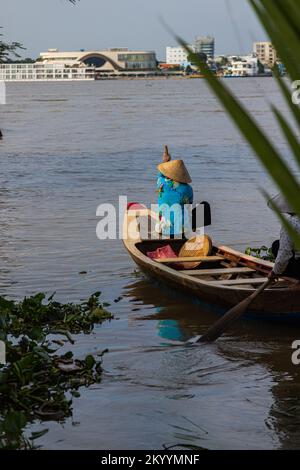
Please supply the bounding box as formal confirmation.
[156,149,193,237]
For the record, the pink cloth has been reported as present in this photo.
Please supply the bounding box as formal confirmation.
[147,245,178,261]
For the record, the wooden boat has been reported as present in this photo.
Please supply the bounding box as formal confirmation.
[123,204,300,322]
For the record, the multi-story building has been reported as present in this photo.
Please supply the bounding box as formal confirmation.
[0,63,95,81]
[39,48,157,72]
[195,36,215,59]
[0,48,158,81]
[253,42,277,67]
[165,46,195,66]
[226,56,259,77]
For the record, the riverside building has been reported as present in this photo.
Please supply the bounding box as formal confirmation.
[0,63,95,81]
[226,56,259,77]
[195,36,215,59]
[0,48,158,81]
[165,46,195,66]
[253,42,277,67]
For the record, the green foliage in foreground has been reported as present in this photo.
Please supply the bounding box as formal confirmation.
[178,0,300,249]
[0,292,112,449]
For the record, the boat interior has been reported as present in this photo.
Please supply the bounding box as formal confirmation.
[127,210,297,290]
[135,237,296,290]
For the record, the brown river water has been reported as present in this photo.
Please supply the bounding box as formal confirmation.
[1,78,300,449]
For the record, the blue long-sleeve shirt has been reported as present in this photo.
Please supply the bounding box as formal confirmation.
[157,172,193,236]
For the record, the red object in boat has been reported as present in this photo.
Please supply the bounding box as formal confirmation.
[127,202,147,211]
[147,245,178,261]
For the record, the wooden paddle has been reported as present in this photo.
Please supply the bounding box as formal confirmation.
[191,278,273,344]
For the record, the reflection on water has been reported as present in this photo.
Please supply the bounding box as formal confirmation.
[124,279,300,449]
[28,277,300,450]
[1,80,300,449]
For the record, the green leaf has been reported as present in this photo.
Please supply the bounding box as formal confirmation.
[30,428,49,441]
[62,351,73,360]
[273,69,300,129]
[173,0,300,253]
[272,105,300,168]
[263,190,300,250]
[2,411,27,435]
[177,41,300,217]
[249,0,300,81]
[27,326,44,341]
[85,355,96,369]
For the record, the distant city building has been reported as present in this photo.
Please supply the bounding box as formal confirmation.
[39,48,157,72]
[165,46,195,66]
[253,42,278,67]
[226,55,259,77]
[0,63,95,81]
[195,36,215,59]
[215,55,228,64]
[0,48,158,81]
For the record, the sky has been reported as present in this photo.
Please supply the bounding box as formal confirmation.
[1,0,268,60]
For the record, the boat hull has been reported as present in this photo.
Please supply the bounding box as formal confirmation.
[127,248,300,321]
[123,207,300,323]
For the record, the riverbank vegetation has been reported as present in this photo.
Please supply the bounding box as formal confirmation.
[0,292,112,449]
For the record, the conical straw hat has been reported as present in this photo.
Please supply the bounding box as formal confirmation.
[157,159,192,184]
[177,235,212,269]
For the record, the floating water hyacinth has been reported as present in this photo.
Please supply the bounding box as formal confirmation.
[0,292,112,449]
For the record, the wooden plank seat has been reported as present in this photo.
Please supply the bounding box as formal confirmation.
[179,267,255,276]
[155,256,224,264]
[123,206,300,320]
[209,277,269,286]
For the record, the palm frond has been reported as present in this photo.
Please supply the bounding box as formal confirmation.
[271,106,300,169]
[175,0,300,249]
[177,41,300,216]
[273,67,300,128]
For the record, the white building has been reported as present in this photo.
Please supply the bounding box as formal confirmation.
[166,46,195,66]
[0,63,95,81]
[0,48,158,81]
[39,48,157,71]
[226,56,259,77]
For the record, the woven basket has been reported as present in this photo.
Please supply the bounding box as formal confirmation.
[177,235,212,270]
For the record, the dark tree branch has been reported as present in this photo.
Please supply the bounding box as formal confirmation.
[0,1,78,62]
[0,28,25,63]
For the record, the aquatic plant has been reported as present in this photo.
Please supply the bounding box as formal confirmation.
[0,291,111,339]
[245,245,275,262]
[0,292,112,449]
